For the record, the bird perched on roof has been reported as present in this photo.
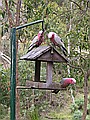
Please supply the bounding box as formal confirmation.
[28,30,44,52]
[52,78,76,94]
[48,32,67,56]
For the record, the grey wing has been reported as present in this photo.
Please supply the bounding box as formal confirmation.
[55,34,67,55]
[60,78,66,84]
[52,78,66,94]
[55,34,65,47]
[28,36,38,49]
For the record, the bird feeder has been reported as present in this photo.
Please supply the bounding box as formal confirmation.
[18,46,68,90]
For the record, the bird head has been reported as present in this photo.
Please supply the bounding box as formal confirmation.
[38,30,44,36]
[37,30,44,42]
[48,32,54,39]
[69,78,76,84]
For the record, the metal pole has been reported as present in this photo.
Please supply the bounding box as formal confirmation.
[42,20,44,31]
[10,20,44,120]
[16,19,44,30]
[10,27,16,120]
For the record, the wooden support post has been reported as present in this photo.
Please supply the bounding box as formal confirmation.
[46,62,53,86]
[35,61,41,82]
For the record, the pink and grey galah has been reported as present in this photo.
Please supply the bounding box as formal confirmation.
[28,30,44,52]
[48,32,67,56]
[52,78,76,94]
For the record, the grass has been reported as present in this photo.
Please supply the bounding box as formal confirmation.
[40,89,90,120]
[48,112,72,120]
[1,87,90,120]
[39,90,73,120]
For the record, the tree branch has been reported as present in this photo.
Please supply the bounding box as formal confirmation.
[69,0,90,14]
[69,0,83,11]
[16,0,21,26]
[67,62,84,74]
[4,0,14,27]
[5,0,14,28]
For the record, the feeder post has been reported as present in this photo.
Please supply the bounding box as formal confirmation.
[35,61,41,82]
[46,62,53,86]
[10,27,16,120]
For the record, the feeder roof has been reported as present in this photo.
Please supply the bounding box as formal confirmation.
[20,46,68,63]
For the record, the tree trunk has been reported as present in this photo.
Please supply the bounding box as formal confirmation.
[67,1,73,76]
[82,70,90,120]
[15,0,21,120]
[4,0,14,28]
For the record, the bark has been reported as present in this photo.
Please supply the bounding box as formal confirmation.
[15,0,21,120]
[82,69,90,120]
[4,0,14,28]
[67,1,73,75]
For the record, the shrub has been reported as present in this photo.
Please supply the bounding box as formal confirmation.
[75,98,84,110]
[70,104,78,113]
[0,104,8,119]
[72,110,82,120]
[0,64,10,107]
[26,105,40,120]
[86,115,90,120]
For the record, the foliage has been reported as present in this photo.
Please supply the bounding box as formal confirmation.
[75,98,84,110]
[0,64,10,107]
[70,96,90,120]
[26,105,40,120]
[48,110,72,119]
[0,104,8,119]
[0,64,10,119]
[87,104,90,115]
[72,110,82,120]
[86,115,90,120]
[20,104,40,120]
[70,97,84,113]
[70,103,78,113]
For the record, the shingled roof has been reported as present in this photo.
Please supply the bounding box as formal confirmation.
[20,46,68,63]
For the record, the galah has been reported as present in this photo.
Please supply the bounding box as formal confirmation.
[52,78,76,94]
[28,30,44,52]
[48,32,67,56]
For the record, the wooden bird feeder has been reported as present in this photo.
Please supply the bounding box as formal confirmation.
[18,46,68,90]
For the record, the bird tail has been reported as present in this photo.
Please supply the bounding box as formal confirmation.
[52,90,59,94]
[61,46,67,52]
[27,45,34,53]
[61,46,67,56]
